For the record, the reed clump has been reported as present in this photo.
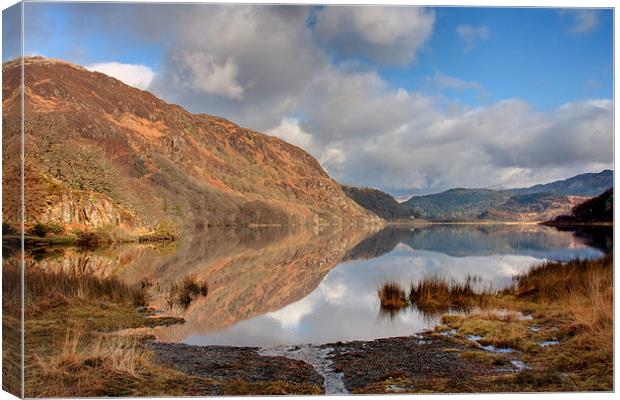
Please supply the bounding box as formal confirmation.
[378,281,408,310]
[409,275,483,313]
[165,275,209,310]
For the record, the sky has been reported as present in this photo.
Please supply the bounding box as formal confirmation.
[2,3,614,195]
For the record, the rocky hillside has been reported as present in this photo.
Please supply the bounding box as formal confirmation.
[341,185,413,220]
[2,57,380,235]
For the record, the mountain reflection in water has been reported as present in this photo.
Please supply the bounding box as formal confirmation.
[27,224,610,346]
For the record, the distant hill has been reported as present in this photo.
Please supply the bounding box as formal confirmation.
[402,188,511,221]
[512,170,613,196]
[402,170,612,222]
[341,185,414,220]
[546,188,613,225]
[478,193,588,222]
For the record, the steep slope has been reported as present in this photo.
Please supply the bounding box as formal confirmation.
[2,57,380,234]
[341,185,414,220]
[546,188,613,225]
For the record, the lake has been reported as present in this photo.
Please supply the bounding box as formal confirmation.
[26,224,611,347]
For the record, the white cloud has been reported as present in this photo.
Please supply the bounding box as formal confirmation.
[148,5,326,130]
[266,298,314,329]
[314,6,435,65]
[319,146,346,171]
[316,93,612,192]
[455,24,490,52]
[428,71,483,92]
[85,62,155,90]
[268,118,316,151]
[172,52,244,99]
[566,10,599,34]
[63,5,612,194]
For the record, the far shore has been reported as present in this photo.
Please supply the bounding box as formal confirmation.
[389,220,546,226]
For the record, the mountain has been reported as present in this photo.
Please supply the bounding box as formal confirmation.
[478,193,588,222]
[2,57,380,236]
[402,188,511,221]
[341,185,414,220]
[511,170,613,196]
[546,188,613,225]
[402,171,612,222]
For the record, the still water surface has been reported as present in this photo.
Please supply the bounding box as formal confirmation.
[30,224,610,347]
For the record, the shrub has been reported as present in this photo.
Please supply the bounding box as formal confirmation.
[29,222,50,237]
[46,222,65,235]
[2,222,16,235]
[27,222,65,237]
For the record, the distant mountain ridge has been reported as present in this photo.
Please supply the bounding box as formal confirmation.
[511,170,613,196]
[402,170,612,221]
[342,171,612,222]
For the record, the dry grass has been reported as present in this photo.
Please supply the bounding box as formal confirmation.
[6,266,149,317]
[26,329,207,398]
[409,275,483,313]
[515,255,613,353]
[221,378,322,395]
[375,255,613,392]
[169,275,208,309]
[514,254,612,301]
[55,331,153,375]
[0,262,208,397]
[438,255,613,391]
[28,330,154,397]
[378,281,408,310]
[143,275,209,311]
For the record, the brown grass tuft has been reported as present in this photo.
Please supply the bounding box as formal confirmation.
[408,275,489,316]
[378,281,408,310]
[164,275,209,310]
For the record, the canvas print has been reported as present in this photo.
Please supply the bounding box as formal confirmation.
[1,2,614,397]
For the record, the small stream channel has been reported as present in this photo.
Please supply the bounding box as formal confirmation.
[261,344,349,394]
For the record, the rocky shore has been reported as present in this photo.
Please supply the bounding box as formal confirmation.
[147,332,517,395]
